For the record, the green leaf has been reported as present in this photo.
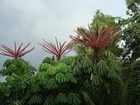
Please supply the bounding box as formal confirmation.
[62,56,75,65]
[107,70,117,79]
[32,84,41,93]
[65,73,73,81]
[56,93,67,103]
[37,72,48,80]
[72,64,81,75]
[39,63,50,72]
[46,66,57,75]
[44,96,55,105]
[65,73,77,83]
[28,95,42,105]
[68,93,81,105]
[42,57,54,64]
[55,73,66,83]
[56,63,70,73]
[82,56,92,69]
[91,73,102,86]
[11,100,23,105]
[46,78,58,89]
[97,60,109,75]
[110,60,121,72]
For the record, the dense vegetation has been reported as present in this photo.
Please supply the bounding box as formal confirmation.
[0,0,140,105]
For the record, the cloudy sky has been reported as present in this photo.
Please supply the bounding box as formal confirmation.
[0,0,127,69]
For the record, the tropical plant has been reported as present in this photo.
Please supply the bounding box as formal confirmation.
[25,60,80,105]
[0,42,36,105]
[69,22,122,105]
[0,42,34,59]
[0,59,36,105]
[39,37,71,60]
[70,26,121,49]
[71,11,123,57]
[70,25,121,63]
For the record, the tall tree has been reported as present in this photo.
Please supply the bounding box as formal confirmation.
[121,0,140,62]
[73,10,123,57]
[119,0,140,105]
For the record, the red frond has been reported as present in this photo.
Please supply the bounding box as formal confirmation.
[0,42,34,59]
[39,37,71,60]
[70,26,121,50]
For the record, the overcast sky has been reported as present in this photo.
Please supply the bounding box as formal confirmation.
[0,0,127,69]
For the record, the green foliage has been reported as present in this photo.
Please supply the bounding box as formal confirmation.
[73,10,123,58]
[0,1,140,105]
[33,61,80,105]
[39,63,50,72]
[55,63,71,73]
[28,95,43,105]
[126,0,140,14]
[42,57,55,65]
[91,10,120,31]
[62,56,75,65]
[0,59,36,105]
[119,0,140,62]
[91,74,102,86]
[1,59,35,77]
[46,78,58,89]
[71,54,93,75]
[55,73,66,83]
[44,96,55,105]
[56,93,67,103]
[96,60,108,75]
[68,93,81,105]
[121,60,140,105]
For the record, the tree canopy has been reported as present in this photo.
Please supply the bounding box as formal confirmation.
[0,0,140,105]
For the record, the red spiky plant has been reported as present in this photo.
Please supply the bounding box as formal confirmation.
[39,37,71,60]
[70,25,121,61]
[0,42,34,59]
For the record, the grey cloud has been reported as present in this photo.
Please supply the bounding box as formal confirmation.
[0,0,127,68]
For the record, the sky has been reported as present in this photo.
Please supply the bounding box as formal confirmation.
[0,0,127,70]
